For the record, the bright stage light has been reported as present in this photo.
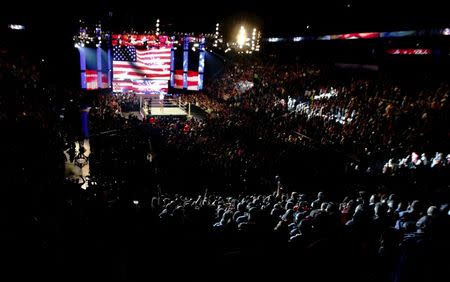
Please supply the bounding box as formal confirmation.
[8,24,25,30]
[237,26,247,48]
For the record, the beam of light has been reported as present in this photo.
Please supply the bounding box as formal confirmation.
[237,26,247,48]
[8,24,25,30]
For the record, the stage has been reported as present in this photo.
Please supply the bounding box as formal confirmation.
[140,95,189,117]
[147,106,188,116]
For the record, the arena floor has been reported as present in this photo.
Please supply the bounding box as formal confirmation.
[148,106,188,116]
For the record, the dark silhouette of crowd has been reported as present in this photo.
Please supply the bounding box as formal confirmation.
[199,57,450,173]
[2,49,450,282]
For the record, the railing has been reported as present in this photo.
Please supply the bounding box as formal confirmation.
[139,96,192,117]
[178,99,192,116]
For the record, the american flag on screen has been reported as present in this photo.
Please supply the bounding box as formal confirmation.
[113,46,170,93]
[174,70,199,90]
[85,70,98,90]
[113,46,171,80]
[113,80,168,93]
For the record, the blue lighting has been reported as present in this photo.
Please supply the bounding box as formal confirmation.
[170,46,175,87]
[107,48,112,88]
[97,47,102,88]
[79,48,87,89]
[198,37,205,90]
[183,36,189,89]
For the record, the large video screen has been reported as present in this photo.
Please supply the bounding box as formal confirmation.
[78,47,111,90]
[171,37,205,91]
[112,34,172,94]
[75,34,206,94]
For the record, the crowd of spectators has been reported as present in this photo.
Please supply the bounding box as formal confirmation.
[382,151,450,174]
[87,93,142,134]
[2,49,450,282]
[181,58,450,174]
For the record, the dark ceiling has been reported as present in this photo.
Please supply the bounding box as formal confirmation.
[1,0,448,38]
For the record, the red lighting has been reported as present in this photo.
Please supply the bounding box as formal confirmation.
[386,49,432,55]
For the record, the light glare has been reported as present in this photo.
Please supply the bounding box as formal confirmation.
[237,26,247,47]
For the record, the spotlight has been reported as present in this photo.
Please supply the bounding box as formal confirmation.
[237,26,247,48]
[8,24,25,30]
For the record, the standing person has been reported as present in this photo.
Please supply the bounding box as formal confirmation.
[159,92,164,113]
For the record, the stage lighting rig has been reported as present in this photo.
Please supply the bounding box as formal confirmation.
[156,18,160,36]
[237,26,247,48]
[73,21,110,48]
[229,25,260,54]
[8,24,25,30]
[214,23,220,47]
